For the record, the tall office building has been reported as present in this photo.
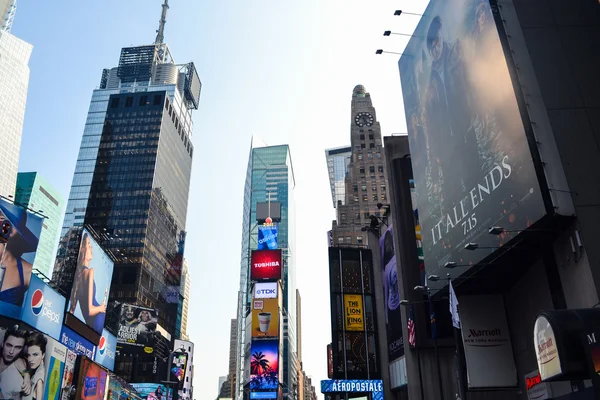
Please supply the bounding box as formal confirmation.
[180,259,191,339]
[53,0,201,382]
[15,172,64,278]
[0,0,16,32]
[330,85,390,246]
[0,6,31,198]
[325,146,352,208]
[236,141,297,399]
[218,318,238,399]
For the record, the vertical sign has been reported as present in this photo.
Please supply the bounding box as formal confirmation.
[343,294,364,331]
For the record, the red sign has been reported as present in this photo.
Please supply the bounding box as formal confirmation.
[251,250,282,281]
[327,344,333,378]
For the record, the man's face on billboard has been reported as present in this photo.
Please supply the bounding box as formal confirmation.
[430,35,443,62]
[2,335,25,364]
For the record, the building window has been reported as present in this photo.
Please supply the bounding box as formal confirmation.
[361,143,366,149]
[338,237,344,243]
[358,154,363,160]
[110,98,120,108]
[378,165,384,173]
[381,193,387,201]
[353,185,358,192]
[361,185,367,192]
[362,194,368,201]
[360,168,365,174]
[359,134,365,140]
[372,185,377,192]
[368,153,373,159]
[139,95,147,106]
[369,166,375,173]
[369,134,374,140]
[369,143,375,149]
[381,184,386,192]
[376,152,381,158]
[372,193,378,201]
[154,94,163,105]
[354,195,359,202]
[341,212,347,220]
[345,236,352,243]
[355,213,360,220]
[125,97,133,107]
[357,236,363,244]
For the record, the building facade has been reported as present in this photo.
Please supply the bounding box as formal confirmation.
[0,0,16,32]
[236,142,297,399]
[219,318,238,399]
[325,146,352,209]
[15,172,64,278]
[330,85,390,247]
[0,25,31,198]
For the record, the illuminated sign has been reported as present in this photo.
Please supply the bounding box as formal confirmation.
[534,315,562,380]
[343,294,364,331]
[251,250,282,281]
[258,225,278,250]
[254,282,278,299]
[321,380,383,400]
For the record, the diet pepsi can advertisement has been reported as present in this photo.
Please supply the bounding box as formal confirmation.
[94,329,117,371]
[21,274,66,341]
[257,225,278,250]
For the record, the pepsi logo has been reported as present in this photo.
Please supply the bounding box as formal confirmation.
[31,289,44,316]
[98,336,106,355]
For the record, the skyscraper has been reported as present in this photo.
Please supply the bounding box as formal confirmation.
[0,5,31,198]
[330,85,390,246]
[15,172,64,278]
[53,0,200,382]
[325,146,352,208]
[236,140,297,399]
[0,0,16,32]
[218,318,238,399]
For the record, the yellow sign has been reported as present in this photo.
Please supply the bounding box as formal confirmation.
[344,294,364,331]
[252,297,280,338]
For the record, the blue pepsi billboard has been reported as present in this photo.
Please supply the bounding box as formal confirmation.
[60,325,96,359]
[258,225,278,250]
[20,274,65,341]
[94,329,117,371]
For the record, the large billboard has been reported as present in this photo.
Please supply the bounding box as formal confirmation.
[253,282,278,299]
[0,316,68,400]
[380,225,404,361]
[130,383,172,400]
[0,198,44,317]
[117,304,158,349]
[257,225,278,250]
[249,339,279,390]
[21,274,66,342]
[399,0,546,289]
[252,298,279,338]
[67,228,114,335]
[76,357,108,400]
[250,250,282,281]
[170,351,188,390]
[94,329,117,372]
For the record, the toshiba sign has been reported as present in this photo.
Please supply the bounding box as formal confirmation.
[254,282,278,299]
[251,249,282,281]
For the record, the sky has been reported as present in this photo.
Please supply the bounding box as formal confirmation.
[12,0,428,398]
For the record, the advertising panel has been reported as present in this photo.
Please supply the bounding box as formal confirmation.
[460,295,517,388]
[163,285,180,304]
[174,339,194,400]
[524,370,551,400]
[380,224,404,361]
[253,282,278,299]
[250,339,279,390]
[257,225,278,250]
[399,0,546,290]
[533,315,561,381]
[343,294,364,332]
[170,351,188,390]
[250,392,277,399]
[130,383,172,400]
[250,250,282,281]
[327,344,333,379]
[117,304,158,349]
[0,198,44,317]
[76,357,108,400]
[21,274,66,341]
[321,380,384,400]
[94,329,116,372]
[67,228,114,335]
[60,325,96,359]
[252,298,279,338]
[0,316,67,400]
[61,349,79,400]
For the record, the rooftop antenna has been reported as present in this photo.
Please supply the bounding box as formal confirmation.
[154,0,169,45]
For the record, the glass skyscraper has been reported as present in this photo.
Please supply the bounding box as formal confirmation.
[236,141,297,399]
[0,11,31,198]
[325,146,352,208]
[15,172,64,278]
[53,4,200,383]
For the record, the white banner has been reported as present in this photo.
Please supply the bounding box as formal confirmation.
[460,295,517,388]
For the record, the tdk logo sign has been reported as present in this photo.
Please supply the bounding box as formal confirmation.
[254,282,278,299]
[30,289,60,323]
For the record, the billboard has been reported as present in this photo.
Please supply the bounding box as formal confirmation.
[76,357,108,400]
[343,294,364,331]
[174,339,194,400]
[67,228,114,335]
[380,225,404,361]
[250,250,282,281]
[130,383,172,400]
[94,329,117,371]
[399,0,546,289]
[252,298,279,338]
[250,392,277,399]
[60,325,96,359]
[0,317,67,400]
[117,304,158,349]
[253,282,278,299]
[250,339,279,390]
[170,351,188,390]
[256,202,281,222]
[257,225,278,250]
[61,349,79,400]
[0,198,44,317]
[20,274,66,342]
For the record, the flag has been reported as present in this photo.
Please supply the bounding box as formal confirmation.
[429,295,437,340]
[449,279,460,329]
[407,305,416,347]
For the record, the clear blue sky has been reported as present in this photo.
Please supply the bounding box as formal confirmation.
[12,1,427,398]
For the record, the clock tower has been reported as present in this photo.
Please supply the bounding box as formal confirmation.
[331,85,389,246]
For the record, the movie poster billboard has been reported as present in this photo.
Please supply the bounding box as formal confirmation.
[399,0,546,290]
[76,357,108,400]
[250,250,282,281]
[0,316,67,400]
[343,294,364,332]
[0,198,44,317]
[130,383,172,400]
[257,225,278,250]
[250,339,279,390]
[67,228,114,335]
[380,225,404,361]
[117,304,158,349]
[252,298,279,338]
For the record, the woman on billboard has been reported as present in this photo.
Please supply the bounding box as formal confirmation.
[22,332,46,400]
[0,202,39,306]
[68,232,106,333]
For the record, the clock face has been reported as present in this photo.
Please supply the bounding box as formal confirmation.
[355,112,374,127]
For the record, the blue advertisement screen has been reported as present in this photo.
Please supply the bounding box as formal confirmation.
[130,383,172,400]
[21,274,66,342]
[94,329,117,371]
[67,228,114,335]
[257,225,278,250]
[250,392,278,399]
[60,325,96,359]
